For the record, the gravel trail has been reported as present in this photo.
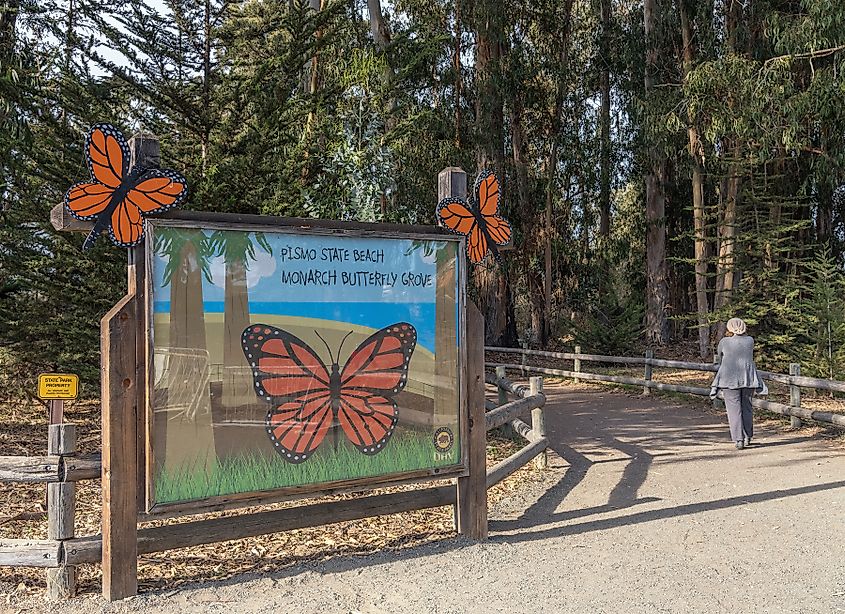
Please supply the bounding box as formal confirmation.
[10,385,845,614]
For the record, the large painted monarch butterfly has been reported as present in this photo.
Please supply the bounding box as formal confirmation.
[436,170,512,265]
[64,123,187,250]
[242,322,417,464]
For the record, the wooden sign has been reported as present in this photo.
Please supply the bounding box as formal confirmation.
[144,218,467,514]
[37,374,79,400]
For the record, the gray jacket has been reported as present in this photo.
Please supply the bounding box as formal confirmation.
[709,335,768,398]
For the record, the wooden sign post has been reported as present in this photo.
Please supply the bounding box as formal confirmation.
[51,133,156,601]
[439,167,487,539]
[456,302,488,539]
[99,133,160,600]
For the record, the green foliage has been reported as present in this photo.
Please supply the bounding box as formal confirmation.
[798,248,845,379]
[571,288,645,357]
[726,247,845,378]
[3,0,845,398]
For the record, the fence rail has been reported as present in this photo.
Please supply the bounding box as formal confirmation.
[487,346,845,429]
[484,369,549,488]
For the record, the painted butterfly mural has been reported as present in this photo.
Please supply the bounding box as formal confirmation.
[64,123,188,250]
[436,170,512,265]
[242,322,417,464]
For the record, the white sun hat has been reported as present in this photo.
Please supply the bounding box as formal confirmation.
[726,317,747,335]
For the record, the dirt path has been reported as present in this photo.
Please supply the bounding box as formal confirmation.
[12,385,845,614]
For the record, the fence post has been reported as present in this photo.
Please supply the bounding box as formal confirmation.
[496,366,507,406]
[789,363,802,428]
[530,377,547,469]
[573,345,581,384]
[496,365,513,438]
[712,353,723,409]
[521,341,528,377]
[46,424,77,600]
[643,349,654,396]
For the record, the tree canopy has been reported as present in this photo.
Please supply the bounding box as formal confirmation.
[2,0,845,397]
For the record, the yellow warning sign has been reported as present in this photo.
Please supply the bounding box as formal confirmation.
[37,373,79,400]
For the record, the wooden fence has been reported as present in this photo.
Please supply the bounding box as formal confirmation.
[0,375,547,600]
[488,345,845,429]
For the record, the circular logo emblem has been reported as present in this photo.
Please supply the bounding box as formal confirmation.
[433,427,454,453]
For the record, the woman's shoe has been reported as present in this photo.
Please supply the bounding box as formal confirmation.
[744,436,752,447]
[735,440,745,450]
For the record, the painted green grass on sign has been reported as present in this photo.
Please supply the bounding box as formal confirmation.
[154,430,459,505]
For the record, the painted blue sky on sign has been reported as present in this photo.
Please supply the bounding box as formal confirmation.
[151,229,452,352]
[152,230,442,304]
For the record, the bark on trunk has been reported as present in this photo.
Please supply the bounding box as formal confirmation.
[304,0,322,95]
[453,0,462,147]
[691,157,709,355]
[680,0,710,357]
[0,0,19,65]
[598,0,612,238]
[644,0,669,344]
[541,0,575,345]
[201,0,211,176]
[366,0,398,217]
[714,163,740,320]
[511,97,535,342]
[473,0,511,345]
[817,187,833,244]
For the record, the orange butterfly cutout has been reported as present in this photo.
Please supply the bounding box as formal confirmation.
[64,123,188,250]
[436,170,512,264]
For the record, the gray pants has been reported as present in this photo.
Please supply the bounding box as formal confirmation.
[722,388,754,442]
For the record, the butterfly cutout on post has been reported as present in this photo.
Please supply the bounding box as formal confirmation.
[436,170,512,265]
[64,123,188,251]
[242,322,417,464]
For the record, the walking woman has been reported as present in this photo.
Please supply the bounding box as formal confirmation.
[709,318,768,450]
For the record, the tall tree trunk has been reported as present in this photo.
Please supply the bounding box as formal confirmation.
[714,166,739,314]
[817,183,833,244]
[598,0,612,238]
[0,0,18,170]
[644,0,669,344]
[300,0,323,183]
[201,0,211,176]
[680,0,710,357]
[473,0,511,345]
[512,97,538,342]
[303,0,322,95]
[366,0,398,218]
[0,1,19,66]
[711,0,744,337]
[541,0,575,346]
[453,0,462,147]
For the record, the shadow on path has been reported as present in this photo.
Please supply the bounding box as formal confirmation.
[491,479,845,543]
[490,386,829,534]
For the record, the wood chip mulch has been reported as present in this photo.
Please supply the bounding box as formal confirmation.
[0,391,546,600]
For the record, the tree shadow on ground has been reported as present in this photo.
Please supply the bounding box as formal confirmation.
[490,386,826,532]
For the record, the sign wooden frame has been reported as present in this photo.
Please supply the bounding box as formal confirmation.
[55,141,488,600]
[141,216,469,516]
